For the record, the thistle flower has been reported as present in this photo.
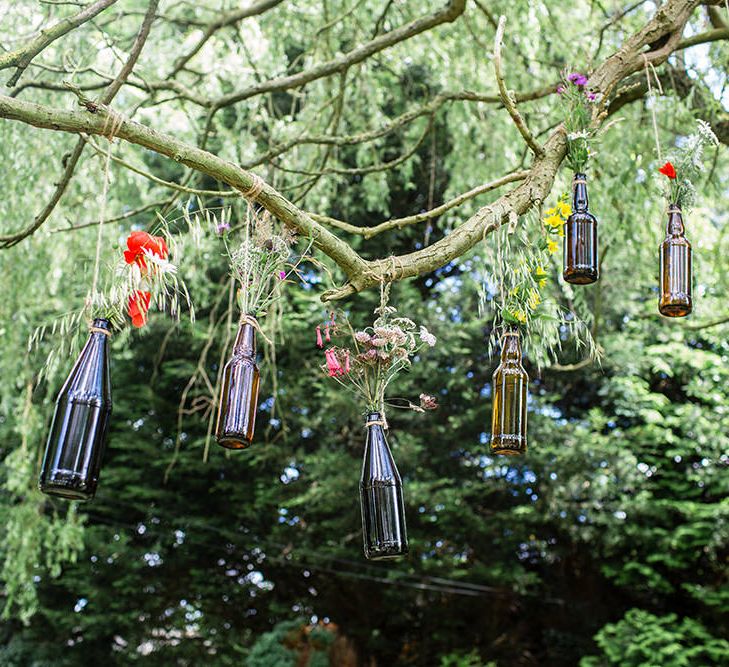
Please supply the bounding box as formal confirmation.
[419,393,438,410]
[567,72,588,86]
[419,326,436,347]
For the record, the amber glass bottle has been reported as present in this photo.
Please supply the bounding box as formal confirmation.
[659,204,692,318]
[563,172,599,285]
[216,318,260,449]
[360,412,408,560]
[39,318,113,501]
[490,330,528,456]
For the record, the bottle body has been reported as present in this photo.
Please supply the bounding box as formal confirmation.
[216,319,260,449]
[360,412,408,560]
[659,204,692,318]
[490,331,528,456]
[563,173,599,285]
[39,318,113,501]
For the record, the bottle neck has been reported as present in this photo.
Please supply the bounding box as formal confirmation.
[572,173,588,212]
[666,204,685,236]
[233,321,256,357]
[366,412,384,426]
[500,332,522,363]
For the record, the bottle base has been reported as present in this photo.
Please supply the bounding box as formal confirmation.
[490,436,527,456]
[216,433,253,450]
[563,269,598,285]
[659,300,691,318]
[364,542,409,560]
[39,471,95,501]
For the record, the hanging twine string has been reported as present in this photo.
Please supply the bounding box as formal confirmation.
[643,53,664,162]
[88,106,124,307]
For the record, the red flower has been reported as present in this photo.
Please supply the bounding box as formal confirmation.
[123,231,168,270]
[658,161,677,179]
[128,290,151,328]
[325,349,347,377]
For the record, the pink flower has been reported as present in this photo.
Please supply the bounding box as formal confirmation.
[419,393,438,410]
[325,325,331,343]
[325,349,346,377]
[556,84,565,95]
[278,271,286,280]
[316,326,323,349]
[586,91,597,102]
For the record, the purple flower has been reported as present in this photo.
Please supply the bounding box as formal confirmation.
[568,72,588,87]
[586,91,597,102]
[215,221,231,235]
[278,270,286,280]
[556,84,565,95]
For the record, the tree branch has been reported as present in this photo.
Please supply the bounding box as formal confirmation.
[0,0,158,248]
[168,0,285,77]
[309,170,530,239]
[204,0,467,109]
[493,16,544,157]
[0,0,118,86]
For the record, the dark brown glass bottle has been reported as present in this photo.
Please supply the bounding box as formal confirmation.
[360,412,408,560]
[659,204,692,318]
[39,318,112,501]
[216,318,260,449]
[563,172,599,285]
[490,330,528,456]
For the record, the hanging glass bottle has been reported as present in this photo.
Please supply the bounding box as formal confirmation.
[39,318,113,501]
[659,203,692,317]
[563,172,599,285]
[360,412,408,560]
[216,316,260,449]
[490,330,528,456]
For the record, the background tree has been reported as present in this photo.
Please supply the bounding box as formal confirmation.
[0,0,727,665]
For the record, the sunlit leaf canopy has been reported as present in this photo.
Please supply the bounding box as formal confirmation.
[0,0,727,665]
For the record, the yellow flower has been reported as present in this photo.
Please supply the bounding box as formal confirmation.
[528,289,541,310]
[558,201,572,218]
[545,214,563,228]
[513,309,527,324]
[535,265,548,288]
[547,239,559,254]
[545,207,557,217]
[556,225,565,238]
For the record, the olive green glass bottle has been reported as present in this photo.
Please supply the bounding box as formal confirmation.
[490,330,528,456]
[659,204,692,318]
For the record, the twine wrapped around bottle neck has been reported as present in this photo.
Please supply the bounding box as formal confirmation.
[366,419,388,429]
[573,178,587,185]
[89,324,112,337]
[240,313,273,346]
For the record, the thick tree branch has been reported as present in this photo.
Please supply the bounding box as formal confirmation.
[0,0,118,86]
[0,92,369,278]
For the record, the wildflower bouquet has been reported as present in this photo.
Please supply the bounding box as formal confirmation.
[557,70,599,173]
[657,120,719,210]
[480,207,600,369]
[318,286,437,416]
